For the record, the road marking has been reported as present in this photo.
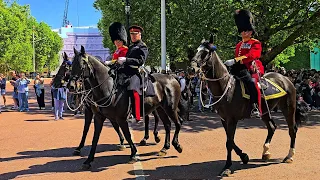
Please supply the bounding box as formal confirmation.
[128,125,146,180]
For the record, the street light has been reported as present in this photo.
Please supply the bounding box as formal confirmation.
[125,0,130,46]
[32,26,46,75]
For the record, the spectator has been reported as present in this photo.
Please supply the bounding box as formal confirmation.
[9,71,19,110]
[15,73,30,112]
[34,73,45,110]
[50,75,56,111]
[52,83,67,120]
[0,73,6,108]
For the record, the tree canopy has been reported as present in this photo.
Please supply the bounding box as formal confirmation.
[0,0,63,74]
[94,0,319,68]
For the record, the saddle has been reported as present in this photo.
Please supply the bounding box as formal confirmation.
[112,65,156,97]
[239,77,287,100]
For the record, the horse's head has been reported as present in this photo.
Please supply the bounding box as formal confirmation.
[52,52,71,88]
[67,46,90,91]
[191,34,216,73]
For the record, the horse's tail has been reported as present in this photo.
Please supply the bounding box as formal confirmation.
[295,99,309,126]
[178,96,189,123]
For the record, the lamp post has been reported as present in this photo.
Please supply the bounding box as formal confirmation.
[161,0,166,71]
[32,26,46,76]
[125,0,130,46]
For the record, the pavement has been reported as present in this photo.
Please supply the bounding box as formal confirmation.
[1,78,320,180]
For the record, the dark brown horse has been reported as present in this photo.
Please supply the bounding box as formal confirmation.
[191,35,301,176]
[67,46,185,170]
[53,53,164,155]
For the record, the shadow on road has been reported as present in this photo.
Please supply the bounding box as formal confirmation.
[0,144,120,163]
[125,159,280,180]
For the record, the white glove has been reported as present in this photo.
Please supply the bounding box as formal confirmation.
[224,59,235,66]
[118,57,126,64]
[105,61,113,65]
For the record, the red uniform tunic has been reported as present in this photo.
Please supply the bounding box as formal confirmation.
[234,38,264,75]
[112,46,128,60]
[235,38,264,114]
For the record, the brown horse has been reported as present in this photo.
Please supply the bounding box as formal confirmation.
[67,46,185,170]
[191,35,301,176]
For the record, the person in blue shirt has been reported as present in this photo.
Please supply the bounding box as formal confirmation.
[15,73,30,112]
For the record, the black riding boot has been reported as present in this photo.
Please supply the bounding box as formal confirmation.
[240,69,261,118]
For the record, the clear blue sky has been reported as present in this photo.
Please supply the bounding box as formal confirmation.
[17,0,101,29]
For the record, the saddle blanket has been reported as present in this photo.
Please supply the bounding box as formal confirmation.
[240,78,287,100]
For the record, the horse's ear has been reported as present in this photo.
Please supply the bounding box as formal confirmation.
[209,34,214,44]
[74,47,79,55]
[201,38,206,43]
[63,52,68,60]
[80,45,86,55]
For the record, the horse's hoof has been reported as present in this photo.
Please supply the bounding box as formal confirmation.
[240,153,249,164]
[174,145,183,153]
[158,150,167,156]
[155,136,161,143]
[73,150,81,156]
[80,164,91,171]
[219,169,232,177]
[128,156,138,164]
[262,154,271,161]
[283,157,293,163]
[139,139,147,146]
[117,144,126,151]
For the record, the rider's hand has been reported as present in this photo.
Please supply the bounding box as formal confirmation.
[224,59,235,66]
[118,57,126,65]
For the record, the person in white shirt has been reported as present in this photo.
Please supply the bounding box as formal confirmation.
[178,71,186,92]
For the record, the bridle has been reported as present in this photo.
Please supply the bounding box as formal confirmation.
[192,44,232,107]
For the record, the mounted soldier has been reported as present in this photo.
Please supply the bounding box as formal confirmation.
[224,9,264,118]
[117,25,149,123]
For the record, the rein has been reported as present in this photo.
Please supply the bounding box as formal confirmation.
[66,56,118,111]
[198,51,232,108]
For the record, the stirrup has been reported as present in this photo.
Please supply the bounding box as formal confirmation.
[250,108,261,118]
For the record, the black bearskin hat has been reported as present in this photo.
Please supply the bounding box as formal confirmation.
[109,22,127,45]
[234,9,256,35]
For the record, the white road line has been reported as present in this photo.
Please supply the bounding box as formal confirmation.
[128,125,146,180]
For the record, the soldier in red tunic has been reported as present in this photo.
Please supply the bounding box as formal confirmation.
[224,9,264,118]
[106,22,128,65]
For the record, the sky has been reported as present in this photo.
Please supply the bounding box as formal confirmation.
[17,0,101,29]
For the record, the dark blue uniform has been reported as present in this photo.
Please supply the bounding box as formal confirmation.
[120,40,148,95]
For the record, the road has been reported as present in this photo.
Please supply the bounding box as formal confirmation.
[0,79,320,180]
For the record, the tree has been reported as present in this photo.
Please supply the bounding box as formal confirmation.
[94,0,320,67]
[0,1,63,74]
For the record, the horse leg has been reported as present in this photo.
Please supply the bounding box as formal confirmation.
[221,119,249,165]
[261,115,277,161]
[166,108,183,154]
[139,115,150,146]
[110,120,126,151]
[156,107,171,156]
[153,111,161,143]
[73,107,93,156]
[220,119,238,177]
[81,113,104,170]
[118,120,138,163]
[279,99,298,163]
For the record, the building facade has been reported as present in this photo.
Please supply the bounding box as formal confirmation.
[52,25,110,74]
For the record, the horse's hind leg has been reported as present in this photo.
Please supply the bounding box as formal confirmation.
[110,120,126,151]
[279,97,298,163]
[139,115,150,146]
[156,107,171,156]
[166,108,183,154]
[153,110,161,143]
[73,107,93,156]
[81,113,104,170]
[119,120,138,163]
[261,114,277,161]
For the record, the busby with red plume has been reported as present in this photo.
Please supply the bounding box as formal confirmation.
[234,9,256,35]
[109,22,127,45]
